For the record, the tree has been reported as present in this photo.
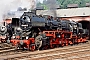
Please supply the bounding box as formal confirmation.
[57,0,90,8]
[78,0,86,7]
[41,4,48,10]
[37,0,90,9]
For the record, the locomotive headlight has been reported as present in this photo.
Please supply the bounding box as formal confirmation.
[59,25,61,26]
[58,35,61,38]
[16,27,22,31]
[74,24,77,28]
[12,36,15,39]
[75,28,77,29]
[26,36,29,39]
[56,33,61,38]
[57,35,61,38]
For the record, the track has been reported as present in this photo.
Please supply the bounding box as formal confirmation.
[0,43,16,56]
[0,43,29,56]
[0,43,15,51]
[0,41,90,60]
[19,44,90,60]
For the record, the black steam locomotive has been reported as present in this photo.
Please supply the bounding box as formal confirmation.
[9,11,89,50]
[0,23,13,43]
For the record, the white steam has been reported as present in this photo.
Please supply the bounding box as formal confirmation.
[0,0,36,22]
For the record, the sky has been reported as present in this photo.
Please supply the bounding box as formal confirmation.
[0,0,36,22]
[0,0,45,22]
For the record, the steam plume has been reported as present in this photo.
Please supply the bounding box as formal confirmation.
[40,0,57,17]
[0,0,36,22]
[46,0,57,17]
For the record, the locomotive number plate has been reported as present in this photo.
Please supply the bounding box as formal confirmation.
[21,25,28,26]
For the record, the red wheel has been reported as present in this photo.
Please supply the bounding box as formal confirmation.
[61,43,64,47]
[66,43,68,46]
[43,45,48,50]
[1,39,4,43]
[30,45,35,51]
[65,39,68,46]
[61,39,64,47]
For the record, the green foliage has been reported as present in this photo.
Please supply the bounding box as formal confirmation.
[41,4,48,10]
[57,0,90,8]
[37,0,90,9]
[36,1,48,10]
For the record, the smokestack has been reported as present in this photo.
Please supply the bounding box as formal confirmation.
[46,0,57,17]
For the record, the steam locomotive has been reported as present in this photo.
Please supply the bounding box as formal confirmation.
[0,25,7,43]
[10,11,89,51]
[0,22,12,43]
